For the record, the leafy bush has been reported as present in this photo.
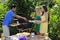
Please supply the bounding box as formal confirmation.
[48,0,60,40]
[0,2,8,33]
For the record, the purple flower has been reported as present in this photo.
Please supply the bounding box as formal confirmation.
[18,36,27,40]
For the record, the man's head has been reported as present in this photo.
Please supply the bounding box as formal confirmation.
[11,4,16,11]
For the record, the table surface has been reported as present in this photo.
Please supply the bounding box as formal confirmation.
[28,35,51,40]
[0,35,51,40]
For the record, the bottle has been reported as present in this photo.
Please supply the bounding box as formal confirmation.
[31,32,35,37]
[1,33,5,40]
[17,21,19,25]
[44,33,48,40]
[30,32,35,40]
[31,31,35,38]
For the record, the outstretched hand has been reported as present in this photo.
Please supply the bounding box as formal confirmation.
[36,21,40,24]
[14,14,27,21]
[22,17,27,20]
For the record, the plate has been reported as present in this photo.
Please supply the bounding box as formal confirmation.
[16,32,30,36]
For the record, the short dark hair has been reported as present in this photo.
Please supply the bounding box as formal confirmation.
[11,4,16,9]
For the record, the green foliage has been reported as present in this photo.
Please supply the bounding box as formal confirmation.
[8,0,42,19]
[48,0,60,40]
[0,1,8,33]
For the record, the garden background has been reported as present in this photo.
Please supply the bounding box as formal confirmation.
[0,0,60,40]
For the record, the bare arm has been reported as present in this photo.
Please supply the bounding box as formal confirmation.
[14,14,27,20]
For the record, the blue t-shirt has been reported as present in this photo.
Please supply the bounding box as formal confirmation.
[2,10,14,26]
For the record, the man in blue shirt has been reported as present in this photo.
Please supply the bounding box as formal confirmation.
[2,4,27,40]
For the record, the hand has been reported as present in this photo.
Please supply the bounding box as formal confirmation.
[22,17,27,20]
[36,21,40,24]
[29,20,36,23]
[10,23,18,27]
[29,20,32,22]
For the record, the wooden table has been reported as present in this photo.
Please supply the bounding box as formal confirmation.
[7,35,51,40]
[28,35,51,40]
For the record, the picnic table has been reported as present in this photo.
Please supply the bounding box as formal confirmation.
[28,35,45,40]
[0,34,51,40]
[9,35,51,40]
[28,35,51,40]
